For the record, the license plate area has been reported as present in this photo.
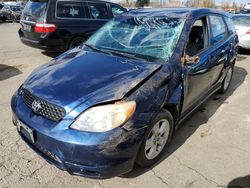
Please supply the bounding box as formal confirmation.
[17,119,36,143]
[22,23,32,32]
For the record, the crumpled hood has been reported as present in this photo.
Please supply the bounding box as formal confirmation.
[23,49,161,113]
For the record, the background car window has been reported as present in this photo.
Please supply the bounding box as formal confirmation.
[110,4,125,17]
[232,16,250,25]
[210,16,228,44]
[22,0,48,22]
[186,17,207,56]
[57,1,86,18]
[88,2,109,19]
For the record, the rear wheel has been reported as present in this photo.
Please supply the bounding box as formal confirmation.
[68,37,85,50]
[218,65,234,94]
[136,110,174,167]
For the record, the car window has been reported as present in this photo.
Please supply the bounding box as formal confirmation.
[210,16,228,44]
[232,16,250,25]
[22,0,48,22]
[88,2,109,20]
[110,4,125,17]
[225,17,236,35]
[186,17,208,56]
[57,1,86,18]
[10,6,21,11]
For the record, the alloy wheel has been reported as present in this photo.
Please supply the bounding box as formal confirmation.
[144,119,170,160]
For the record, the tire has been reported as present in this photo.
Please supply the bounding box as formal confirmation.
[218,65,234,94]
[136,110,174,167]
[68,37,85,50]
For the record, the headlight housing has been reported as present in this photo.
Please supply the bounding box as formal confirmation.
[70,101,136,132]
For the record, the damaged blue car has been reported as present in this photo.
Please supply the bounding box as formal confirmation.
[11,8,238,179]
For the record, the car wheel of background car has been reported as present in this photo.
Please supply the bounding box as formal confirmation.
[11,15,17,23]
[136,110,174,167]
[218,65,234,94]
[1,17,6,22]
[68,37,86,50]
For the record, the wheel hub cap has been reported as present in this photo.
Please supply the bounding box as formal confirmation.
[145,119,170,160]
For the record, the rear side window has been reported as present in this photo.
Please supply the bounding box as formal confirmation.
[88,2,109,20]
[22,0,48,22]
[110,4,125,17]
[209,16,228,44]
[57,1,87,18]
[225,17,236,35]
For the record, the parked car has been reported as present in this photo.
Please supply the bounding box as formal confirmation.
[11,8,238,179]
[232,14,250,49]
[1,4,22,22]
[0,4,3,21]
[19,0,127,52]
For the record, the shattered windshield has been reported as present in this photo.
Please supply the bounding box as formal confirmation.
[86,16,185,62]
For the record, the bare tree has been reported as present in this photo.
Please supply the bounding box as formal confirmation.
[185,0,215,8]
[221,0,230,9]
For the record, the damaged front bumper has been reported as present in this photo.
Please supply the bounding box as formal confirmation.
[11,94,147,179]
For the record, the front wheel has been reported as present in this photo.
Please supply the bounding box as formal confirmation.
[218,66,234,94]
[136,110,174,167]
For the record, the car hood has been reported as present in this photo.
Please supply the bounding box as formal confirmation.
[23,49,161,114]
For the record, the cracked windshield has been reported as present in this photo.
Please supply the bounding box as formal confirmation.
[86,16,185,61]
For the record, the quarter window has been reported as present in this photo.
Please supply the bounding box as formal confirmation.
[210,16,228,43]
[88,2,109,20]
[57,1,87,18]
[110,4,125,17]
[225,17,236,35]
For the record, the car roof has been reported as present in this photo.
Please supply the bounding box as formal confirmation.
[232,14,250,17]
[126,8,229,18]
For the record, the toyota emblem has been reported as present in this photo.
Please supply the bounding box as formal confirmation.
[32,100,42,112]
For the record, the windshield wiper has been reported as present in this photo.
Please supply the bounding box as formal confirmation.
[84,44,112,55]
[100,48,150,62]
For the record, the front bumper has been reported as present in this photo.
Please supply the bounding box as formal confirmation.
[11,93,147,179]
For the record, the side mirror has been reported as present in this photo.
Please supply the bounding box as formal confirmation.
[181,54,200,66]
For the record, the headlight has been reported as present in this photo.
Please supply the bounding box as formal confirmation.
[70,101,136,132]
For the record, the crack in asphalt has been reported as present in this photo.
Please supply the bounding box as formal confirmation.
[150,168,174,188]
[172,155,227,187]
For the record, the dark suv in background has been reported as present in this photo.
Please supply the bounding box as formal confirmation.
[19,0,127,52]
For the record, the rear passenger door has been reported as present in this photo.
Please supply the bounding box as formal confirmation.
[207,15,230,86]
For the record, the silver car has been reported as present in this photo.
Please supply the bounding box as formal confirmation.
[232,14,250,49]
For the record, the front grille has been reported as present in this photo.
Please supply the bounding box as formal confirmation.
[22,88,65,121]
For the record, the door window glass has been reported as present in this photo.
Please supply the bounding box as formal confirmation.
[88,2,109,19]
[210,16,228,43]
[186,17,207,56]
